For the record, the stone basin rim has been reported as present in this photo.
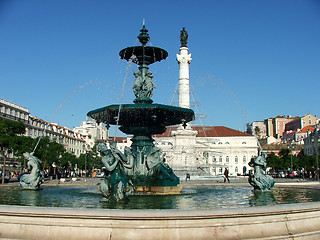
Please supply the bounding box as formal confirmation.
[1,201,320,220]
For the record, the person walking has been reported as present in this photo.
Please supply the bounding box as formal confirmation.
[224,168,230,183]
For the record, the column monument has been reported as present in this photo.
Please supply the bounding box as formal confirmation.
[171,28,199,177]
[177,27,192,109]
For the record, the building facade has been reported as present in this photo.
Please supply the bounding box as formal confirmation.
[0,98,104,159]
[153,126,258,177]
[304,125,320,156]
[265,116,295,139]
[73,119,108,149]
[0,98,29,124]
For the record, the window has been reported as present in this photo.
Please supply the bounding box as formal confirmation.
[235,166,238,172]
[219,156,222,163]
[235,156,238,163]
[226,156,229,163]
[242,142,247,144]
[243,156,246,163]
[212,156,217,162]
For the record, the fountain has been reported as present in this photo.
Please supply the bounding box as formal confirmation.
[1,25,320,239]
[87,25,194,199]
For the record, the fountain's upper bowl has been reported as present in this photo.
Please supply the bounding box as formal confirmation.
[87,103,194,135]
[119,46,168,65]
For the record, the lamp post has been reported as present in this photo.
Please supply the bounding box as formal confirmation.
[290,143,295,171]
[315,124,319,182]
[83,144,88,182]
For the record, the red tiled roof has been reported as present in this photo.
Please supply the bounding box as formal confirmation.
[154,126,253,138]
[298,126,315,133]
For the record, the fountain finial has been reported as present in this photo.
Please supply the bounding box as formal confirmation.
[138,24,150,46]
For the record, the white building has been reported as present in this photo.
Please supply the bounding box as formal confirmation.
[0,98,29,124]
[0,98,89,158]
[73,119,108,149]
[154,126,258,177]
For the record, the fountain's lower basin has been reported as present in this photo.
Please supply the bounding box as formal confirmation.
[1,184,320,239]
[0,185,320,209]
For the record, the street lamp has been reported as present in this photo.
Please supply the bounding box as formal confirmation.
[83,144,88,182]
[315,124,319,182]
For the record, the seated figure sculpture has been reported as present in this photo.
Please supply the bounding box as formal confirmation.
[97,142,134,201]
[144,146,179,186]
[248,152,275,191]
[20,152,44,190]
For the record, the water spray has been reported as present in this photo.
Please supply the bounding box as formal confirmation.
[114,55,136,140]
[32,79,102,153]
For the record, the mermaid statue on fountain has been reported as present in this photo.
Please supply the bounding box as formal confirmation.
[97,142,134,201]
[248,151,275,191]
[19,152,44,190]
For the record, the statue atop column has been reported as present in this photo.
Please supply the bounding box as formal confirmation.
[180,27,188,47]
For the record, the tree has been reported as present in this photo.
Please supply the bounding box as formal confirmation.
[33,136,65,170]
[0,117,25,184]
[266,152,281,170]
[279,148,291,169]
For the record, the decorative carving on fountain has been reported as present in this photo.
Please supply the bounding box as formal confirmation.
[248,152,275,191]
[132,69,156,100]
[20,152,44,190]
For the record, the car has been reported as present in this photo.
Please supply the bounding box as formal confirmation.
[276,170,286,178]
[287,171,301,178]
[0,169,11,183]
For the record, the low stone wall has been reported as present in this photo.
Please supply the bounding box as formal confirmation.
[1,202,320,239]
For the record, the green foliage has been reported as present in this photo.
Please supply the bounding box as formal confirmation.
[266,152,281,169]
[0,117,26,151]
[267,147,318,171]
[0,117,26,183]
[297,150,318,169]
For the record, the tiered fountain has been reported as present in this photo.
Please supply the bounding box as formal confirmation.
[1,25,320,240]
[87,25,194,197]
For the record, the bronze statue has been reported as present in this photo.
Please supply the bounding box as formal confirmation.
[180,27,188,47]
[20,152,44,189]
[98,142,134,201]
[132,70,156,99]
[248,152,275,191]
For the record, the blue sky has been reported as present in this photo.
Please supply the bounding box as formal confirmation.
[1,0,320,135]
